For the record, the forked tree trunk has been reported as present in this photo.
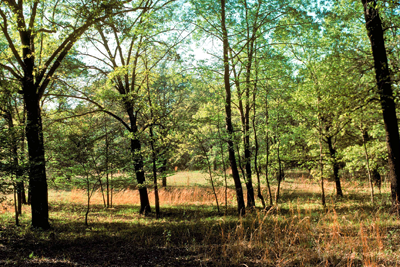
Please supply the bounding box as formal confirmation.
[361,0,400,213]
[326,136,343,197]
[221,0,245,216]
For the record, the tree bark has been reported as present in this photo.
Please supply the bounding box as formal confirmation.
[326,136,343,197]
[23,87,50,229]
[319,138,326,208]
[150,126,160,218]
[127,106,151,215]
[361,0,400,212]
[221,0,245,216]
[161,159,167,187]
[361,128,375,204]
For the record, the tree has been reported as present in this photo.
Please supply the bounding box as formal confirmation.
[220,0,246,215]
[79,0,183,214]
[0,75,27,224]
[361,0,400,213]
[0,0,145,228]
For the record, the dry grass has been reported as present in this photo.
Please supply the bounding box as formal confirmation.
[0,174,399,266]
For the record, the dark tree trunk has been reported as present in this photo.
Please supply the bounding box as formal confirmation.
[361,0,400,212]
[244,136,255,208]
[221,0,245,216]
[105,115,110,208]
[150,127,160,218]
[275,138,282,204]
[23,85,50,229]
[253,108,265,209]
[319,138,326,208]
[326,136,343,197]
[17,182,23,214]
[243,29,256,209]
[127,106,151,215]
[230,51,255,209]
[5,111,23,215]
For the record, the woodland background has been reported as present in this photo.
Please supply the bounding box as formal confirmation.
[0,0,400,266]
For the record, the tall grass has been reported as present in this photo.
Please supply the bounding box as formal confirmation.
[1,174,398,266]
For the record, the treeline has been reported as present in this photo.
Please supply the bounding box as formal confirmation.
[0,0,399,228]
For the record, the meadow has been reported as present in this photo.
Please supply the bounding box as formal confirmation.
[1,171,400,266]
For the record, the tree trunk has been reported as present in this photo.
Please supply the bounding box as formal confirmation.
[326,136,343,197]
[127,106,151,215]
[275,138,282,204]
[150,127,160,218]
[361,128,375,204]
[105,115,110,208]
[13,183,19,226]
[253,115,265,209]
[221,0,245,216]
[23,85,50,229]
[319,138,326,208]
[252,87,265,209]
[244,137,255,208]
[361,0,400,213]
[205,152,220,213]
[6,111,23,215]
[217,113,229,212]
[229,48,255,209]
[265,95,273,206]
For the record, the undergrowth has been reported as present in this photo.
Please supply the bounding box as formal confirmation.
[0,178,399,266]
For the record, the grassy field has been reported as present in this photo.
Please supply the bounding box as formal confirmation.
[1,172,400,266]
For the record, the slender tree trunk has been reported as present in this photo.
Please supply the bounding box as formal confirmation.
[23,85,50,229]
[243,29,256,209]
[127,107,151,214]
[150,127,160,218]
[85,175,90,226]
[206,153,220,213]
[6,112,23,215]
[275,138,282,204]
[319,138,326,208]
[161,159,167,187]
[99,178,106,207]
[236,145,246,184]
[217,113,229,212]
[221,0,245,216]
[20,123,27,205]
[229,48,255,209]
[253,93,265,209]
[110,170,113,208]
[361,0,400,213]
[105,115,110,208]
[361,128,375,204]
[265,96,273,206]
[13,182,19,226]
[253,125,265,209]
[326,136,343,197]
[244,136,255,208]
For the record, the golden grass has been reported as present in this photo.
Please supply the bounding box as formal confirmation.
[66,187,238,207]
[1,174,399,266]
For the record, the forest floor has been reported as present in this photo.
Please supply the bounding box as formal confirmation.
[1,172,400,266]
